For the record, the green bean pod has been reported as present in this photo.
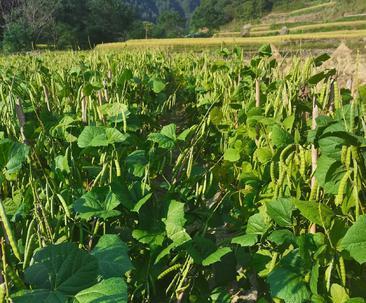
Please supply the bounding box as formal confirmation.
[0,201,21,261]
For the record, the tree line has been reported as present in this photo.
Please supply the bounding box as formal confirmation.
[0,0,305,52]
[0,0,188,52]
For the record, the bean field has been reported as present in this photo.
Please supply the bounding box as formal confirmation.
[0,46,366,302]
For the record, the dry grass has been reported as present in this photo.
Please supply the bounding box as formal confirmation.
[289,2,336,16]
[96,29,366,50]
[215,20,366,38]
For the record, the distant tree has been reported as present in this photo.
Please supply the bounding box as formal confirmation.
[190,0,230,30]
[1,0,61,50]
[143,21,154,39]
[86,0,135,45]
[152,10,186,38]
[2,20,32,52]
[54,0,89,48]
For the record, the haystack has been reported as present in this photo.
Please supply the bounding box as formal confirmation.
[331,42,352,59]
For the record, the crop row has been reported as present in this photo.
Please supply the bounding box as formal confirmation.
[0,46,365,302]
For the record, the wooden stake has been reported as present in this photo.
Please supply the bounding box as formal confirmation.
[310,96,318,234]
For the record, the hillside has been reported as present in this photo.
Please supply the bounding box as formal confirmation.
[129,0,200,21]
[191,0,366,30]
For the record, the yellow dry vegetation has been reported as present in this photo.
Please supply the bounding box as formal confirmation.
[216,20,366,38]
[96,29,366,50]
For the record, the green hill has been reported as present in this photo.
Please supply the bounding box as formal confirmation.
[191,0,366,30]
[129,0,200,20]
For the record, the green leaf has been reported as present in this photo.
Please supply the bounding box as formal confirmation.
[77,126,128,148]
[268,230,295,246]
[268,267,310,303]
[75,278,127,303]
[91,235,132,279]
[310,261,320,294]
[12,290,66,303]
[202,247,231,266]
[73,187,121,220]
[315,156,345,195]
[24,243,98,295]
[254,147,272,164]
[231,234,257,247]
[126,150,147,177]
[340,215,366,264]
[152,79,166,93]
[246,213,269,235]
[294,200,334,228]
[271,125,293,147]
[266,198,294,227]
[160,124,176,141]
[0,139,29,181]
[132,229,164,247]
[258,44,272,57]
[148,124,176,149]
[210,107,223,125]
[210,287,231,303]
[132,193,152,213]
[54,155,70,173]
[163,200,191,246]
[347,299,365,303]
[314,53,331,67]
[330,284,349,303]
[100,103,130,123]
[224,148,240,162]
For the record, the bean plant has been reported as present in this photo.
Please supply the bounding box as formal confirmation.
[0,45,365,302]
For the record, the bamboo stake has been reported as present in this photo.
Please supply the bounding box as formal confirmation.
[310,96,318,234]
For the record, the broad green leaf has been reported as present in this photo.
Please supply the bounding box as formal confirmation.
[246,213,269,235]
[268,230,295,246]
[91,235,132,278]
[160,124,176,141]
[330,284,349,303]
[210,107,223,125]
[266,198,294,227]
[77,126,128,148]
[268,267,310,303]
[117,69,133,86]
[126,150,147,177]
[12,290,66,303]
[315,156,345,195]
[25,243,98,295]
[224,148,240,162]
[0,139,29,181]
[148,124,176,149]
[340,215,366,264]
[231,234,257,247]
[73,187,121,220]
[152,79,166,93]
[271,125,293,147]
[75,278,127,303]
[163,200,191,246]
[202,247,231,266]
[254,147,272,164]
[132,229,164,247]
[294,200,334,228]
[54,155,70,173]
[100,103,130,123]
